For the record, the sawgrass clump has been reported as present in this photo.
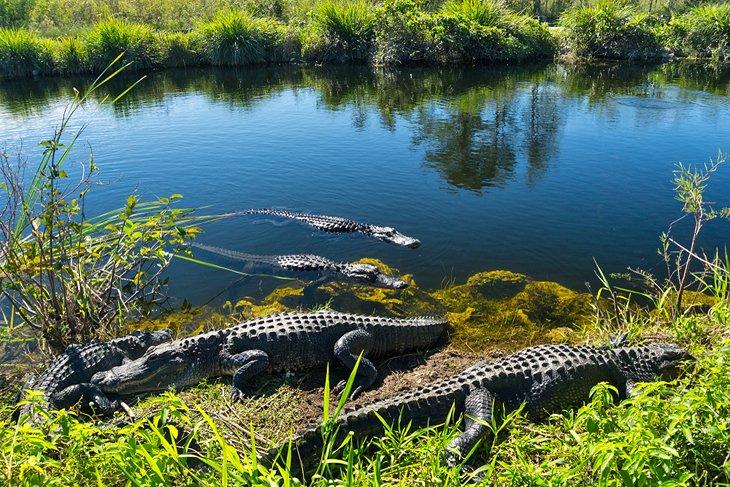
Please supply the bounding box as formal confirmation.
[0,27,51,78]
[665,3,730,59]
[85,18,161,71]
[558,0,665,60]
[195,10,287,66]
[301,0,376,63]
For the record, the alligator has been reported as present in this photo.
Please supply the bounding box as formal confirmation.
[14,329,172,421]
[272,342,692,475]
[191,242,409,289]
[238,209,421,249]
[91,311,447,403]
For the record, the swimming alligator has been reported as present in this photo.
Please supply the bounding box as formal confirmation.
[239,209,421,249]
[271,342,692,474]
[191,242,409,289]
[14,329,172,421]
[91,311,447,403]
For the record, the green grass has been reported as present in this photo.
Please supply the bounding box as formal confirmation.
[196,10,286,66]
[0,27,51,78]
[666,3,730,59]
[440,0,509,28]
[558,1,665,60]
[302,0,376,63]
[85,18,161,71]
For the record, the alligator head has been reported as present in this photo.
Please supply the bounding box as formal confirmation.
[640,343,694,381]
[343,263,409,289]
[366,225,421,249]
[91,341,192,395]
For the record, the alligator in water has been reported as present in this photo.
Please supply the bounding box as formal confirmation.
[191,242,409,289]
[14,329,172,421]
[238,209,421,249]
[272,342,692,475]
[92,311,447,404]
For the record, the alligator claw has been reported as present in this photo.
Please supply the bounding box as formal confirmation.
[332,381,364,400]
[230,387,249,403]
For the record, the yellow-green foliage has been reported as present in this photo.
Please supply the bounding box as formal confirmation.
[50,36,88,75]
[665,3,730,59]
[196,10,286,66]
[85,18,161,71]
[302,0,376,63]
[0,27,51,78]
[558,0,665,60]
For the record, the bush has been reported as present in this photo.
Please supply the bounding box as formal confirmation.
[373,0,436,64]
[559,1,665,60]
[302,0,376,63]
[195,10,286,65]
[85,18,161,71]
[0,27,52,78]
[665,3,730,59]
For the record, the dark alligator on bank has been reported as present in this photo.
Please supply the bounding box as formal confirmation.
[191,242,409,289]
[238,209,421,248]
[273,342,692,475]
[14,329,172,421]
[91,311,447,404]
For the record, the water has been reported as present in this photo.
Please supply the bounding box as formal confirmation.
[1,62,729,306]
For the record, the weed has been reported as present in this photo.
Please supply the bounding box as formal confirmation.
[85,18,161,71]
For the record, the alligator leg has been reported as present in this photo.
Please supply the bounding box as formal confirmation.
[221,349,271,402]
[332,330,377,399]
[51,383,120,416]
[444,387,494,471]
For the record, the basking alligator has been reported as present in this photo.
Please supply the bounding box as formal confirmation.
[191,242,409,289]
[92,311,447,403]
[274,342,692,472]
[14,329,172,421]
[239,209,421,249]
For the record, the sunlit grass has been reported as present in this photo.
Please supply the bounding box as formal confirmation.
[85,18,161,71]
[196,10,285,66]
[0,27,51,78]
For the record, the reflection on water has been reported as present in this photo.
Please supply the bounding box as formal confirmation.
[1,62,729,305]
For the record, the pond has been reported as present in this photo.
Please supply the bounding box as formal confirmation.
[1,62,729,308]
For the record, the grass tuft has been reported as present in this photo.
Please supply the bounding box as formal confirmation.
[85,18,161,71]
[666,3,730,59]
[196,10,285,66]
[0,27,52,78]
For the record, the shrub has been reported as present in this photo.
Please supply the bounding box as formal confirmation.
[372,0,435,64]
[195,10,286,65]
[559,1,665,60]
[302,0,376,63]
[0,27,52,78]
[85,18,161,71]
[665,3,730,59]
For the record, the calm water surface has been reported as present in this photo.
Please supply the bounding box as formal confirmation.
[1,63,729,306]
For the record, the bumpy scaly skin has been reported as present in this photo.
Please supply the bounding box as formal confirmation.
[191,243,409,289]
[15,329,172,421]
[282,343,692,472]
[241,209,422,248]
[92,311,447,403]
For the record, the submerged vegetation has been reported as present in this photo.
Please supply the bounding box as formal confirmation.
[1,0,730,78]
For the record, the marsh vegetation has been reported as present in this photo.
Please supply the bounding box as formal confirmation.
[1,0,730,78]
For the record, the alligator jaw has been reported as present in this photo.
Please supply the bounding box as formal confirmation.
[91,349,187,394]
[367,225,421,249]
